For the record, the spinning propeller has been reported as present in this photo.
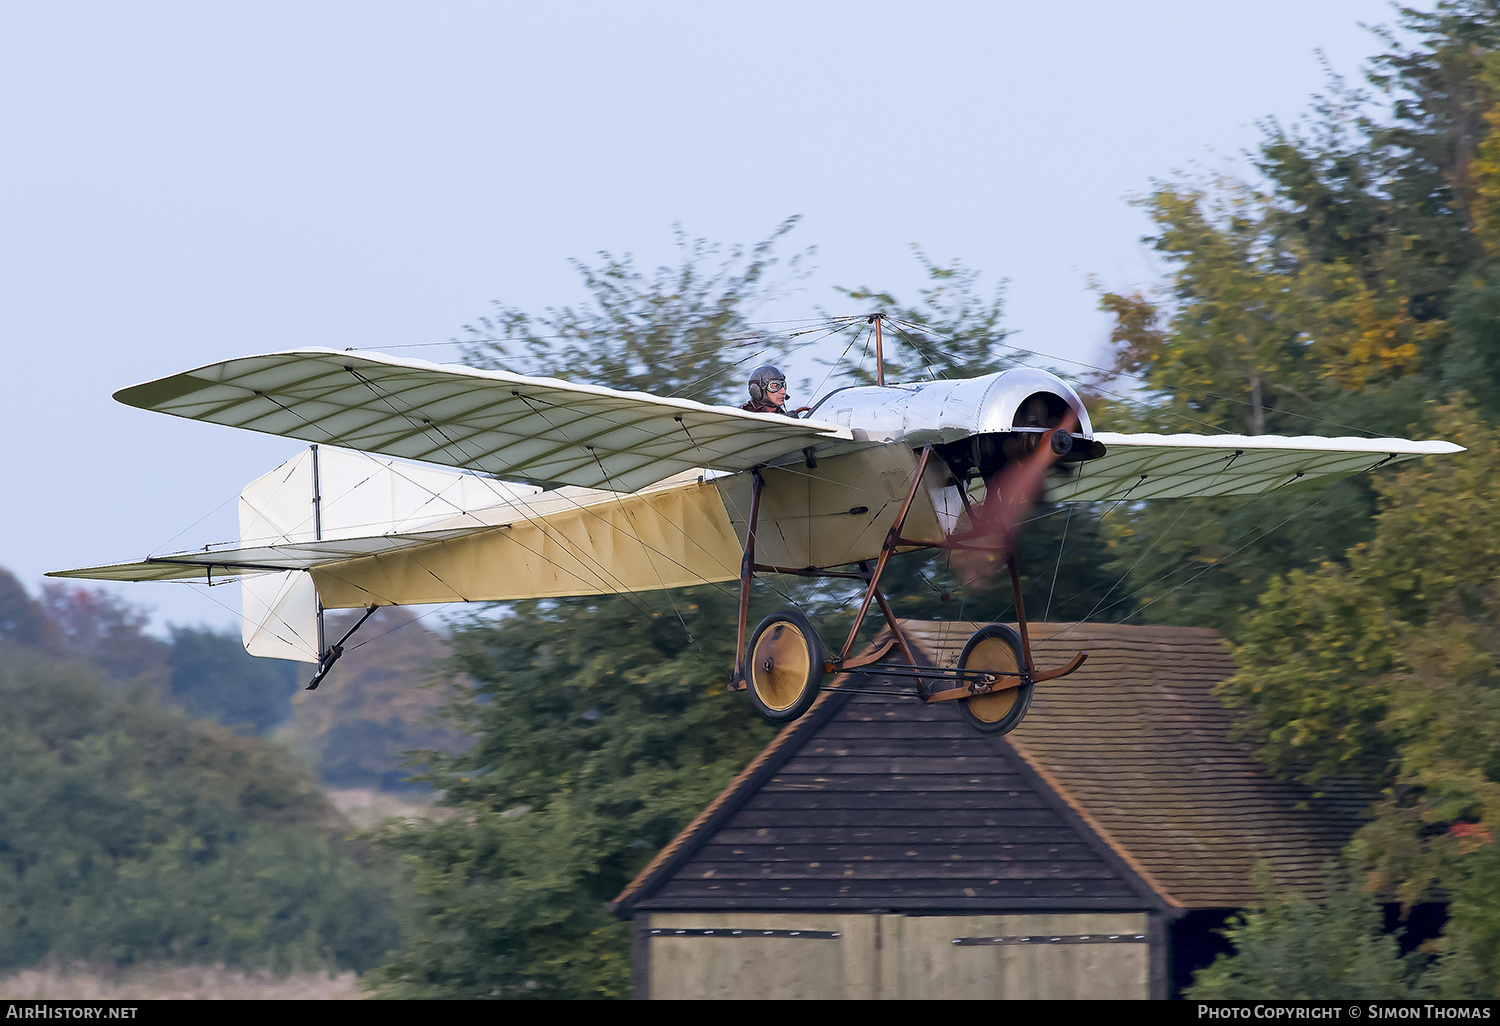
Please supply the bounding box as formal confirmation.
[952,401,1081,588]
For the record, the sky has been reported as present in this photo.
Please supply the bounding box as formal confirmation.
[0,0,1415,636]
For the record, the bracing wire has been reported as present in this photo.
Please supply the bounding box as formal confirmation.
[236,383,715,654]
[1055,491,1335,635]
[807,320,870,401]
[351,311,1392,440]
[333,371,832,675]
[1044,501,1074,622]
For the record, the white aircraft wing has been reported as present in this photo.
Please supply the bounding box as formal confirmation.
[1054,432,1464,502]
[114,348,853,492]
[46,531,488,583]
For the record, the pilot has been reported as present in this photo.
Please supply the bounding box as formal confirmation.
[741,365,795,416]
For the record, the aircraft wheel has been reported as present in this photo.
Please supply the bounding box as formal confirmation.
[956,623,1033,735]
[746,610,825,722]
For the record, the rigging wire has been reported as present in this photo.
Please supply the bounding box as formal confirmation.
[347,315,869,355]
[880,314,1400,440]
[239,384,708,651]
[1046,452,1249,628]
[807,320,869,401]
[1047,473,1331,637]
[342,601,462,654]
[350,311,1395,441]
[330,373,809,673]
[663,318,866,404]
[1044,501,1075,622]
[150,489,244,558]
[882,319,941,381]
[585,444,700,652]
[1057,491,1335,633]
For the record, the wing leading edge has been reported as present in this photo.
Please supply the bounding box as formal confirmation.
[114,348,854,492]
[1057,432,1465,501]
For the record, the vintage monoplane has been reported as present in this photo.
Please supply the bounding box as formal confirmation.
[52,318,1462,735]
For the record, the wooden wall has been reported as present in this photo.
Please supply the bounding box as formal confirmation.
[639,911,1152,1000]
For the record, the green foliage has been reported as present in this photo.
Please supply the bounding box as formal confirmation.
[167,626,300,736]
[1088,160,1452,633]
[1219,564,1400,786]
[371,225,815,997]
[832,250,1014,385]
[1086,6,1500,634]
[1187,862,1423,999]
[1131,179,1317,435]
[0,570,57,649]
[1093,479,1383,634]
[1225,403,1500,769]
[0,642,401,972]
[1219,407,1500,992]
[458,218,810,404]
[1444,263,1500,418]
[1432,842,1500,995]
[1087,7,1500,996]
[1362,1,1500,297]
[369,797,634,999]
[1190,851,1500,1000]
[40,583,169,688]
[368,589,774,998]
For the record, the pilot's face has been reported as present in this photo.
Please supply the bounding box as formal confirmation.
[766,380,788,404]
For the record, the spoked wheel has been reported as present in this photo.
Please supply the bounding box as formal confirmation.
[745,610,825,722]
[956,623,1033,735]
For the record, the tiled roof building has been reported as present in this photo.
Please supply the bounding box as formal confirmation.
[613,621,1367,1000]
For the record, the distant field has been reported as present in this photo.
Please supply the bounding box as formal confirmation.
[0,963,364,1000]
[326,786,441,830]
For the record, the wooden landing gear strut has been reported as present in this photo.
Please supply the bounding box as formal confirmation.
[729,444,1087,734]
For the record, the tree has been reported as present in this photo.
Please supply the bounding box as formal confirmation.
[272,607,466,793]
[1085,175,1428,632]
[1187,861,1424,1000]
[0,642,401,972]
[458,218,811,404]
[1219,406,1500,993]
[1085,6,1500,635]
[831,249,1014,385]
[166,625,300,736]
[39,583,169,689]
[1361,1,1500,300]
[369,587,776,997]
[1085,8,1500,993]
[370,226,810,998]
[0,570,56,650]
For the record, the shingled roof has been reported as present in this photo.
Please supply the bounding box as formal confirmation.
[613,620,1368,915]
